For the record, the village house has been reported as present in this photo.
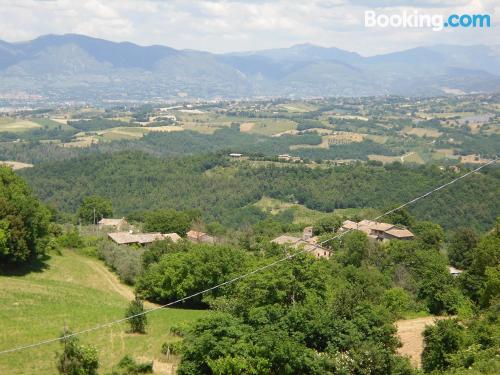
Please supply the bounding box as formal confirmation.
[271,227,330,259]
[448,266,464,277]
[340,220,414,241]
[108,231,181,246]
[98,218,129,231]
[277,154,302,163]
[187,230,215,244]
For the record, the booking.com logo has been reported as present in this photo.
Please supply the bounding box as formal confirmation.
[365,10,491,31]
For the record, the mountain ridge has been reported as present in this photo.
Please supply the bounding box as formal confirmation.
[0,34,499,101]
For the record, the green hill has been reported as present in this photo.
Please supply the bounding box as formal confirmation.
[0,249,207,374]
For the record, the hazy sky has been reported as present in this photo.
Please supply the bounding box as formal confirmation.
[0,0,498,55]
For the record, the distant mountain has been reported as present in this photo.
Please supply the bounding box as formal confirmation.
[0,34,498,101]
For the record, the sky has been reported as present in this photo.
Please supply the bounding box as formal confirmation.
[0,0,498,55]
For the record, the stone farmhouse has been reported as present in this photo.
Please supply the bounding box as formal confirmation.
[340,220,414,241]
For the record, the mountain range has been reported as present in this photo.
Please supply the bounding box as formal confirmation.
[0,34,499,101]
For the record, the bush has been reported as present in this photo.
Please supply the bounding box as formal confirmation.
[109,355,153,374]
[144,209,192,236]
[57,333,99,375]
[125,297,147,334]
[97,240,143,284]
[58,229,84,249]
[381,287,419,318]
[422,319,464,372]
[161,341,184,356]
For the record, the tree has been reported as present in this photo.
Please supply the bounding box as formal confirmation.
[314,215,342,235]
[448,228,479,269]
[136,244,245,307]
[422,319,464,372]
[125,297,147,334]
[57,332,99,375]
[480,265,500,308]
[77,196,112,224]
[413,221,444,248]
[144,209,192,236]
[0,166,51,265]
[341,231,369,267]
[386,208,415,228]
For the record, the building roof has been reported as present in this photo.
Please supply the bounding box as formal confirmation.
[385,228,414,239]
[187,230,207,239]
[271,235,301,245]
[271,235,330,258]
[98,218,126,226]
[164,233,182,243]
[359,220,394,232]
[342,220,359,230]
[108,232,164,245]
[448,266,464,275]
[341,219,414,240]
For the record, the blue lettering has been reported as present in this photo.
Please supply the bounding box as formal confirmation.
[448,14,459,27]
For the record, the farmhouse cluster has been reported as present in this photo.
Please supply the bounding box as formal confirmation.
[99,218,215,246]
[339,219,415,241]
[100,216,418,261]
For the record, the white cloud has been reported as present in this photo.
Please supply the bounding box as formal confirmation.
[0,0,497,55]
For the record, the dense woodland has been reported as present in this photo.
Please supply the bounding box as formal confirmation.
[20,151,499,232]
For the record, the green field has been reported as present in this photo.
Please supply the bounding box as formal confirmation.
[31,118,69,130]
[242,119,297,136]
[0,118,42,132]
[0,250,207,374]
[254,196,331,224]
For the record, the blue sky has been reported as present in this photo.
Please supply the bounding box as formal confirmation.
[0,0,497,55]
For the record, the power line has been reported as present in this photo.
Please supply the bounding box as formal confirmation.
[0,158,496,356]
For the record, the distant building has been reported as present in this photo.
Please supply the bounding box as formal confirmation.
[340,220,414,241]
[271,227,330,259]
[448,266,464,277]
[277,154,302,163]
[98,218,128,231]
[187,230,215,244]
[303,226,314,240]
[229,153,243,158]
[164,233,182,243]
[108,231,181,246]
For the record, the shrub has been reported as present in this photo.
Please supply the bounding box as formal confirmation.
[97,240,143,284]
[56,333,99,375]
[58,229,84,249]
[125,297,147,334]
[111,355,153,374]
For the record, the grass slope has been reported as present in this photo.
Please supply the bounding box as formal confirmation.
[0,250,207,374]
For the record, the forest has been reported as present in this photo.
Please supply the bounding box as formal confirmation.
[20,151,499,232]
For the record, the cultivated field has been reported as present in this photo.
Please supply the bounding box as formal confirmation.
[240,119,297,136]
[402,127,442,138]
[0,118,41,132]
[0,161,34,170]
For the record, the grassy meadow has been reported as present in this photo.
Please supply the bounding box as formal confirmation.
[0,250,207,374]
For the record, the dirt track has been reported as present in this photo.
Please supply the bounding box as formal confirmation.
[82,257,157,308]
[396,316,448,367]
